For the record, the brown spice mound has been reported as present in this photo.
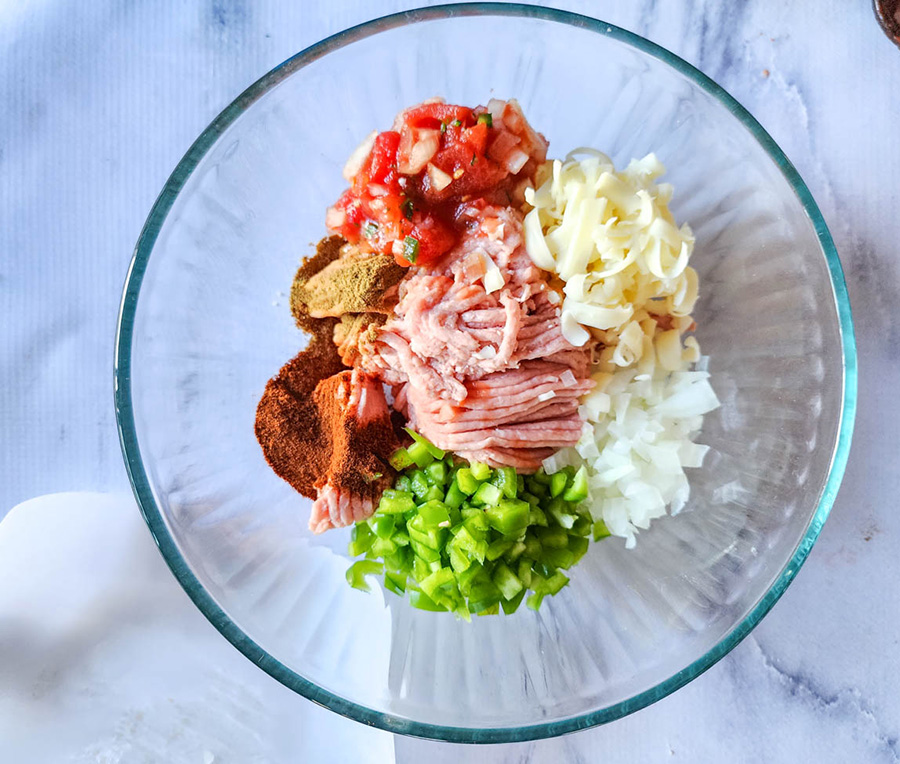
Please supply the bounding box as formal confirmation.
[254,322,347,499]
[256,236,403,503]
[290,237,405,322]
[312,370,399,495]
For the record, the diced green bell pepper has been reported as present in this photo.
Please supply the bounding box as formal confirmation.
[492,562,524,600]
[550,470,568,498]
[469,462,492,481]
[444,479,467,509]
[501,589,525,614]
[473,481,502,506]
[593,519,612,540]
[418,500,450,529]
[408,588,447,611]
[346,560,383,592]
[562,465,589,503]
[490,466,518,499]
[377,489,416,515]
[384,569,407,595]
[455,467,481,495]
[348,523,375,557]
[407,440,434,469]
[426,460,447,486]
[404,428,446,459]
[485,499,530,535]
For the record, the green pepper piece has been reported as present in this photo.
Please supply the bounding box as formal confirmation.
[407,440,434,469]
[370,536,398,558]
[568,535,590,563]
[485,499,530,535]
[457,560,486,595]
[549,470,568,498]
[412,555,432,582]
[420,567,456,599]
[540,546,575,570]
[448,542,471,574]
[531,467,552,485]
[473,482,502,507]
[486,536,516,562]
[501,589,525,614]
[462,511,489,535]
[526,478,548,498]
[394,475,412,493]
[455,468,481,495]
[426,460,447,487]
[348,522,375,557]
[476,112,493,127]
[526,592,545,611]
[388,447,415,471]
[570,515,592,537]
[593,519,612,541]
[562,465,589,503]
[469,462,492,481]
[547,498,576,529]
[523,534,542,560]
[516,558,533,588]
[345,560,383,592]
[409,588,447,611]
[474,602,500,616]
[372,514,395,539]
[506,540,527,561]
[535,525,568,549]
[492,562,524,600]
[454,525,488,563]
[384,569,407,595]
[527,505,548,527]
[418,500,450,529]
[403,428,445,459]
[377,489,416,515]
[444,479,467,509]
[408,470,430,499]
[489,466,518,499]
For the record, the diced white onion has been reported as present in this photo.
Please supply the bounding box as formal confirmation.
[427,162,453,191]
[398,128,440,174]
[473,345,498,360]
[342,130,377,181]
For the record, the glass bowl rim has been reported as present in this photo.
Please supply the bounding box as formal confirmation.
[114,2,858,743]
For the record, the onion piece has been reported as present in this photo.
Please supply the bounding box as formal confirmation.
[481,253,505,294]
[325,206,346,230]
[503,148,530,174]
[426,162,453,191]
[398,127,440,174]
[342,131,377,181]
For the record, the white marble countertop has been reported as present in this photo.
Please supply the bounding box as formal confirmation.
[1,1,898,761]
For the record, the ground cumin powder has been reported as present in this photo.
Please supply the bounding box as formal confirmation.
[291,237,405,320]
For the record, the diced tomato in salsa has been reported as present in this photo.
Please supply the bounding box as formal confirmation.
[327,100,543,267]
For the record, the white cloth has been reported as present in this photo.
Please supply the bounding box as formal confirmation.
[0,493,395,764]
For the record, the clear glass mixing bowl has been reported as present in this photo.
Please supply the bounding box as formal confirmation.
[115,4,857,742]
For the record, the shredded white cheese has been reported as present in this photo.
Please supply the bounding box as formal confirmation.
[524,151,698,351]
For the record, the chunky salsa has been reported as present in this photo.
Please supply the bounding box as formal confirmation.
[326,99,547,267]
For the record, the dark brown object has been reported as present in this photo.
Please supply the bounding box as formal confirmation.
[875,0,900,48]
